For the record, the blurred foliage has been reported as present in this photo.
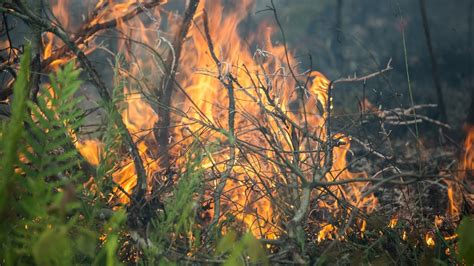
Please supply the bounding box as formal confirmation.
[216,230,268,266]
[456,216,474,265]
[0,50,125,265]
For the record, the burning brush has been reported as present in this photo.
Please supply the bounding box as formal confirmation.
[0,0,472,264]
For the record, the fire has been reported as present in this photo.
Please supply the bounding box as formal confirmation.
[402,230,407,241]
[42,0,72,68]
[388,217,398,229]
[425,232,435,248]
[444,233,458,241]
[76,139,103,167]
[446,124,474,219]
[317,224,336,243]
[50,0,379,241]
[461,124,474,176]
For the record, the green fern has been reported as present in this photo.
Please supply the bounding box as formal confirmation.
[23,61,84,178]
[0,55,125,265]
[93,54,128,198]
[142,143,205,263]
[0,46,30,215]
[216,231,269,266]
[0,46,31,265]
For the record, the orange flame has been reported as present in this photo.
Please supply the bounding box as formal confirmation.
[60,0,379,240]
[317,224,336,243]
[446,124,474,219]
[388,217,398,229]
[425,232,435,248]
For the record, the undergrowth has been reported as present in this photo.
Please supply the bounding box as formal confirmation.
[0,47,471,266]
[0,49,266,265]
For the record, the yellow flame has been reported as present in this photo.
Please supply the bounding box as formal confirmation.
[388,217,398,229]
[425,233,435,248]
[317,224,336,243]
[57,0,379,239]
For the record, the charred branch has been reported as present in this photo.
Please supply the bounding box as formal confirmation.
[202,9,237,227]
[154,0,199,168]
[0,2,148,204]
[41,0,165,69]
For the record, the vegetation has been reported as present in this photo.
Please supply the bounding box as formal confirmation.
[0,50,268,265]
[0,48,122,265]
[0,0,472,264]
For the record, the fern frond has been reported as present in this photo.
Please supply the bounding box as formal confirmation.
[0,45,31,214]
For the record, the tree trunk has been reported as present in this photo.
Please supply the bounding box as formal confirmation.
[25,0,43,102]
[418,0,448,123]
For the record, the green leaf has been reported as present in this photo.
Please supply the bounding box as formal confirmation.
[0,45,30,213]
[456,216,474,265]
[216,231,268,266]
[243,233,268,265]
[32,226,72,266]
[216,230,237,256]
